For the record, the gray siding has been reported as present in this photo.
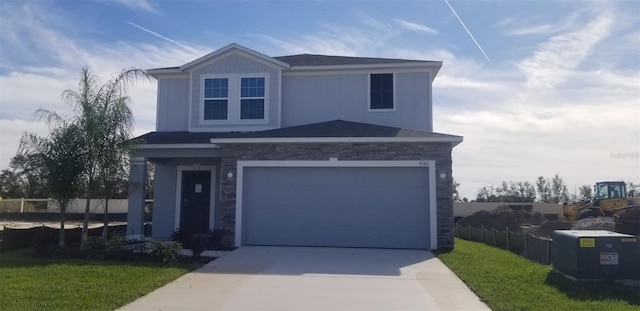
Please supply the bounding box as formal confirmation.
[151,163,178,237]
[281,72,432,131]
[150,159,222,238]
[190,53,280,131]
[156,78,189,131]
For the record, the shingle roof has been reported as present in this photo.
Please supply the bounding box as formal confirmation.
[273,54,431,67]
[134,120,461,145]
[148,54,435,73]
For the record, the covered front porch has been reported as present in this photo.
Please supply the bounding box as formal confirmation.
[126,144,223,240]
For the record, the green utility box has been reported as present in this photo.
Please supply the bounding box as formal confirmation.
[552,230,640,280]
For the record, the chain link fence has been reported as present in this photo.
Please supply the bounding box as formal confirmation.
[455,222,553,265]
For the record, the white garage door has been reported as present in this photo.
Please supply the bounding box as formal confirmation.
[241,166,431,249]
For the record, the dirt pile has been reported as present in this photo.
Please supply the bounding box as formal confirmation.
[457,205,546,233]
[528,220,572,238]
[458,205,640,238]
[571,217,616,231]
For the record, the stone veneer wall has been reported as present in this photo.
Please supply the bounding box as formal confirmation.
[218,142,454,250]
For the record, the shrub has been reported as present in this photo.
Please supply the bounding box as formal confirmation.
[148,240,182,263]
[171,228,226,257]
[83,234,141,260]
[32,231,58,256]
[0,228,39,251]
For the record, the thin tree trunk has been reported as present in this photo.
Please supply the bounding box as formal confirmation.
[102,198,109,238]
[81,186,92,248]
[59,203,66,247]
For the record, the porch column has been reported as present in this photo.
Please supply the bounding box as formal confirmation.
[126,157,147,240]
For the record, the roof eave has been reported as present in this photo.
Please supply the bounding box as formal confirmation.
[146,67,185,79]
[286,61,442,72]
[208,136,462,145]
[136,143,221,149]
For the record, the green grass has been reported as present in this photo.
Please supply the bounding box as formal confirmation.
[0,249,201,311]
[437,238,640,311]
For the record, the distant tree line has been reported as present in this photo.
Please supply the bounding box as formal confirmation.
[453,175,639,203]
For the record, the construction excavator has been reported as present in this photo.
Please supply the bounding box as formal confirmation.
[563,181,640,221]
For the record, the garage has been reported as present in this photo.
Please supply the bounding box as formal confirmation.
[237,161,435,249]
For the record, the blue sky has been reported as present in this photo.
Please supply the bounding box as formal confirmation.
[1,0,638,199]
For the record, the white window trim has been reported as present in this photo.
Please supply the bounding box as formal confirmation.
[240,77,267,120]
[367,72,396,112]
[235,160,437,249]
[174,165,217,232]
[199,73,270,125]
[202,77,229,121]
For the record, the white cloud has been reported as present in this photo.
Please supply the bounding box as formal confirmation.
[505,24,554,36]
[518,11,614,89]
[494,17,515,27]
[0,119,49,170]
[434,76,499,89]
[0,2,207,169]
[113,0,158,13]
[393,18,438,35]
[0,2,637,203]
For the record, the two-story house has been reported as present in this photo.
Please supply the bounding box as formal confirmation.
[126,43,462,250]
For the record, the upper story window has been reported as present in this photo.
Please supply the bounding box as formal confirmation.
[203,78,228,120]
[240,77,265,120]
[369,73,394,111]
[200,74,268,123]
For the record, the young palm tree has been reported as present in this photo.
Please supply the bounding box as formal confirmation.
[18,123,86,247]
[60,67,150,247]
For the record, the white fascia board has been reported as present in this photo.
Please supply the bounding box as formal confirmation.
[136,143,221,149]
[285,61,442,73]
[188,125,280,133]
[282,66,439,77]
[181,43,290,71]
[238,159,435,168]
[146,68,186,79]
[210,136,463,145]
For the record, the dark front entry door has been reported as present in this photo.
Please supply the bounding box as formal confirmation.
[181,170,211,233]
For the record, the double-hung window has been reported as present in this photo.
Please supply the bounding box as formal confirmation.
[203,78,228,120]
[201,75,267,123]
[240,77,265,120]
[369,73,394,110]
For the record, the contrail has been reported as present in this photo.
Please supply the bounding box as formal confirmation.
[127,21,198,53]
[443,0,492,63]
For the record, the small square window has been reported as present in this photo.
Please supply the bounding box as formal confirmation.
[370,73,393,110]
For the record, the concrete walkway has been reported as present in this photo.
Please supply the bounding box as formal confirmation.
[118,246,490,311]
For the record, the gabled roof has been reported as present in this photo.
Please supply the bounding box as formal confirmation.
[147,43,290,76]
[180,43,290,71]
[147,43,442,76]
[134,120,463,146]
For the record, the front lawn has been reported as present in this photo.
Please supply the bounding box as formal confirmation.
[437,238,639,311]
[0,249,202,311]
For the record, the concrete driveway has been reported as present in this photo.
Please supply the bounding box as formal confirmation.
[118,246,490,311]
